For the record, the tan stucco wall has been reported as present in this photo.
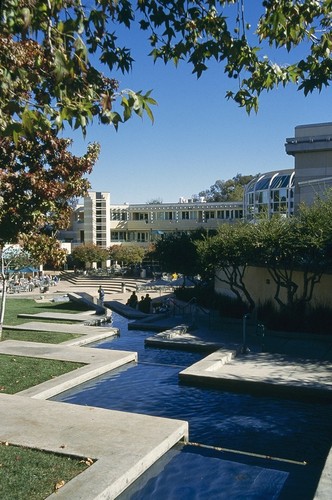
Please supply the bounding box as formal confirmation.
[215,266,332,307]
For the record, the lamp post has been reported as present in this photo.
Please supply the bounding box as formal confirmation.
[241,313,251,354]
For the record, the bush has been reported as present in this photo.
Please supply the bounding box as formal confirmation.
[174,285,215,307]
[175,288,332,333]
[174,286,250,319]
[257,300,332,334]
[214,294,250,318]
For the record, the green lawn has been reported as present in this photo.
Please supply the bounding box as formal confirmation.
[0,442,91,500]
[4,297,91,325]
[1,297,90,392]
[0,354,85,394]
[0,297,94,498]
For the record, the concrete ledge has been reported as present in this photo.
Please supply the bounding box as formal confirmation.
[106,300,152,319]
[314,446,332,499]
[17,311,99,322]
[0,394,188,500]
[68,292,105,314]
[3,321,119,337]
[179,351,332,401]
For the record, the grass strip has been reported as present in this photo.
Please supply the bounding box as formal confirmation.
[0,442,91,500]
[3,297,88,343]
[2,330,81,344]
[4,298,91,326]
[0,354,85,394]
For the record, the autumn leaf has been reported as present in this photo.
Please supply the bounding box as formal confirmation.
[79,457,94,466]
[54,480,66,491]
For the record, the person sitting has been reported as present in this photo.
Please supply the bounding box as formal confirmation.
[126,291,138,309]
[138,296,145,312]
[143,293,152,313]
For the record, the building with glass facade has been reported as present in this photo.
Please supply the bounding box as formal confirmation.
[244,169,295,219]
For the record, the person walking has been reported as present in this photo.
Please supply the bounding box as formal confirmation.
[98,285,105,304]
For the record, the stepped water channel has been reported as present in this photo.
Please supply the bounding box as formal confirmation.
[52,310,332,499]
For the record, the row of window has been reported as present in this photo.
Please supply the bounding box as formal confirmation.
[111,232,148,242]
[111,209,243,221]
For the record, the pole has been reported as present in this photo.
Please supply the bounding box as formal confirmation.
[241,313,250,354]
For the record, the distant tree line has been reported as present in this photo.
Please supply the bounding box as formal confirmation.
[192,174,257,202]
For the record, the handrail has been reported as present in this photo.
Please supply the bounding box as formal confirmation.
[168,297,211,327]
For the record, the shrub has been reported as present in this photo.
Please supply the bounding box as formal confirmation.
[257,300,332,334]
[174,286,250,318]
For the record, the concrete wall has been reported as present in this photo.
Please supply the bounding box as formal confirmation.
[285,123,332,210]
[215,266,332,308]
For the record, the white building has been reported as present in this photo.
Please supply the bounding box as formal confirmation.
[60,197,244,250]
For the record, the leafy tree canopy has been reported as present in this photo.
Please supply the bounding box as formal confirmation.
[0,0,157,140]
[0,132,99,243]
[1,0,331,140]
[152,229,209,277]
[21,233,68,268]
[1,246,36,271]
[196,189,332,309]
[194,173,256,202]
[109,245,146,266]
[72,243,109,268]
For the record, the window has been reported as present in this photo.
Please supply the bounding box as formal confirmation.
[133,212,148,221]
[204,211,215,220]
[111,231,126,241]
[255,176,272,190]
[111,211,126,221]
[181,211,189,219]
[137,232,147,242]
[76,212,84,223]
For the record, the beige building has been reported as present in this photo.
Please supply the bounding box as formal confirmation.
[61,197,244,250]
[109,200,243,247]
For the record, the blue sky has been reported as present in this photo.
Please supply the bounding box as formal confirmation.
[68,10,332,205]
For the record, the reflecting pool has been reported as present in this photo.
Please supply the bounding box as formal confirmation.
[52,313,332,499]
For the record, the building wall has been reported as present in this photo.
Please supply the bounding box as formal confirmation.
[215,266,332,308]
[109,201,243,246]
[83,192,111,247]
[285,122,332,209]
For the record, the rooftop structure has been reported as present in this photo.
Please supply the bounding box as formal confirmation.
[285,122,332,209]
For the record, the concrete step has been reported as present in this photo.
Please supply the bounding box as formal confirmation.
[58,272,148,293]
